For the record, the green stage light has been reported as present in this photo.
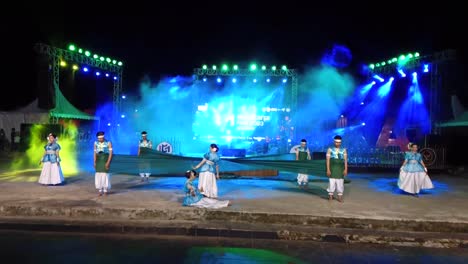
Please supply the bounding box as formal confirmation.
[407,53,413,59]
[261,65,266,70]
[212,65,217,70]
[112,60,117,64]
[381,62,386,66]
[78,48,83,53]
[202,65,207,69]
[93,54,99,59]
[250,64,257,71]
[392,58,397,62]
[85,51,91,56]
[369,64,375,69]
[271,66,277,70]
[106,58,111,63]
[387,60,392,64]
[414,52,420,57]
[233,65,239,70]
[376,63,380,67]
[99,56,105,61]
[222,64,229,71]
[399,55,406,61]
[281,65,287,70]
[117,61,123,66]
[68,44,76,51]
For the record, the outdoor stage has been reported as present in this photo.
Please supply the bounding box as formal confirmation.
[0,162,467,249]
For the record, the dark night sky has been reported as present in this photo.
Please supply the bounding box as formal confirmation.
[1,1,467,110]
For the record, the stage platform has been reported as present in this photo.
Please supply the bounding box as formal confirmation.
[0,164,467,248]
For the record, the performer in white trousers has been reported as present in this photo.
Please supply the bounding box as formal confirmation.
[193,143,220,198]
[326,135,348,202]
[94,131,113,196]
[138,131,152,182]
[296,139,311,188]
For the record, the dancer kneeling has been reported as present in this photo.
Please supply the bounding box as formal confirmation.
[183,170,230,208]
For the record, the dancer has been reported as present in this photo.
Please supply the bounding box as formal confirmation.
[94,131,113,196]
[38,133,65,185]
[183,169,230,208]
[296,138,311,188]
[326,135,348,202]
[398,143,434,197]
[138,131,152,182]
[193,143,220,198]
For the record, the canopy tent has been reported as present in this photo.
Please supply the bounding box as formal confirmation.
[49,83,99,121]
[437,111,468,127]
[0,99,50,132]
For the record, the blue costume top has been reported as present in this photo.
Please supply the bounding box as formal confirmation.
[94,141,111,154]
[200,152,220,173]
[183,179,203,206]
[327,147,346,160]
[402,152,425,173]
[41,142,61,163]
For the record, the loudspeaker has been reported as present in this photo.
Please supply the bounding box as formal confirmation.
[221,148,246,158]
[312,152,326,160]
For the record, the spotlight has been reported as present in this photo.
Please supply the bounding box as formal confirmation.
[203,78,207,82]
[398,69,406,77]
[105,73,109,77]
[122,95,126,99]
[113,76,118,80]
[232,78,237,83]
[266,78,271,83]
[373,74,384,82]
[217,77,222,83]
[253,79,257,83]
[282,78,287,83]
[121,114,125,118]
[423,64,429,73]
[83,67,89,72]
[360,102,364,105]
[107,123,111,126]
[96,72,100,76]
[361,122,366,126]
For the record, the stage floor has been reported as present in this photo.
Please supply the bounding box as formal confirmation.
[1,164,467,247]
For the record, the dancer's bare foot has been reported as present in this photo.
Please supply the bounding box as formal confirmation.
[98,192,102,197]
[337,196,343,203]
[328,195,333,201]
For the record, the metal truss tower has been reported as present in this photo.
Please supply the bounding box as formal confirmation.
[193,68,299,114]
[34,43,124,122]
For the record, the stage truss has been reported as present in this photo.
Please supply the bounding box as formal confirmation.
[368,49,457,134]
[193,67,298,114]
[34,43,124,122]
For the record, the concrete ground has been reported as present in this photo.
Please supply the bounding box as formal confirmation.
[1,160,467,248]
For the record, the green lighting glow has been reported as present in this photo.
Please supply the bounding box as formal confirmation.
[221,64,228,71]
[233,65,238,70]
[85,51,91,56]
[68,44,76,51]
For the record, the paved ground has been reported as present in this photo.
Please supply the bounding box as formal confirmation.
[1,157,467,248]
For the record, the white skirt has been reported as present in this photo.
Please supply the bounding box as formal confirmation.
[398,171,434,194]
[191,197,230,209]
[95,172,111,191]
[38,162,65,185]
[198,171,218,198]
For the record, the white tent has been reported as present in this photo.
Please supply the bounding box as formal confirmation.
[0,99,49,133]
